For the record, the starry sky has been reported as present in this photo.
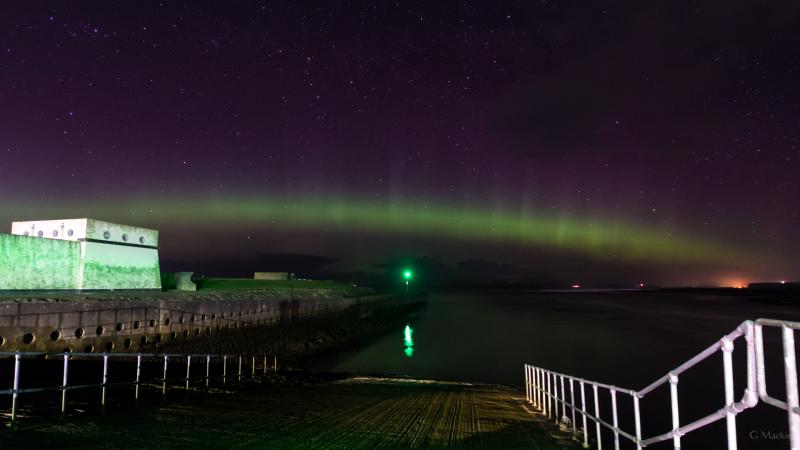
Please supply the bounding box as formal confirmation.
[1,1,798,286]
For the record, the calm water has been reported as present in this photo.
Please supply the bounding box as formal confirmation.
[333,290,800,449]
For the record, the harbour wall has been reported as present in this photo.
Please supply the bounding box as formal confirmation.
[0,289,411,354]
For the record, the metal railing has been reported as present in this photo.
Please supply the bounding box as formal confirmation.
[524,318,800,449]
[1,350,279,422]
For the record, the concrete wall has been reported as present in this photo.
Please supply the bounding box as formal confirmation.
[0,291,397,353]
[11,218,159,247]
[254,272,289,280]
[0,234,161,290]
[0,234,82,289]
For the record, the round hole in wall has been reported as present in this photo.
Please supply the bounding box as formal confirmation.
[224,324,230,330]
[139,236,145,244]
[215,325,220,331]
[140,336,148,345]
[234,323,239,329]
[183,330,189,338]
[67,229,74,237]
[96,326,104,336]
[164,318,171,325]
[221,312,226,318]
[62,348,71,354]
[190,315,195,322]
[178,316,185,324]
[22,333,35,344]
[133,320,141,329]
[0,336,5,347]
[205,327,210,335]
[37,230,44,237]
[103,231,110,239]
[155,334,163,342]
[50,330,61,341]
[211,313,216,319]
[116,322,125,331]
[84,345,95,353]
[124,338,132,349]
[52,230,59,237]
[148,319,156,327]
[122,233,128,242]
[23,231,29,236]
[170,331,177,339]
[201,314,206,321]
[75,328,85,338]
[105,342,115,352]
[194,328,200,336]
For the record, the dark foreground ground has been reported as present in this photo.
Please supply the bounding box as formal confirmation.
[2,376,576,449]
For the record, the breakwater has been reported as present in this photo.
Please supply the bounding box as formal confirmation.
[0,289,421,355]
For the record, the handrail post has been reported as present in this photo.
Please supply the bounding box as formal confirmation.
[611,388,619,450]
[162,354,169,397]
[525,365,530,403]
[560,375,566,425]
[593,384,602,450]
[101,353,109,407]
[223,355,228,384]
[251,356,255,378]
[553,373,560,424]
[633,394,642,450]
[782,325,800,449]
[536,368,541,409]
[11,352,20,421]
[263,356,267,376]
[569,378,576,436]
[721,336,738,450]
[580,381,589,448]
[238,356,243,381]
[205,355,211,387]
[185,355,192,391]
[546,371,552,418]
[61,353,69,414]
[669,373,681,450]
[135,353,142,402]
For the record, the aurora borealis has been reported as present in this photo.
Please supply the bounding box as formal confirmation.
[1,2,798,286]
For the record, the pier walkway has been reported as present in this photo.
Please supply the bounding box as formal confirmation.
[3,376,576,449]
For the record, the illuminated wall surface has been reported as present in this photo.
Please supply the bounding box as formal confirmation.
[0,219,160,290]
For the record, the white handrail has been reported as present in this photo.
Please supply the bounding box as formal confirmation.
[1,350,274,421]
[525,318,800,449]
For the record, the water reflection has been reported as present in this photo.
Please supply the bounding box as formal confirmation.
[404,324,414,358]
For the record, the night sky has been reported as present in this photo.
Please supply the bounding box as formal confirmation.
[1,2,798,286]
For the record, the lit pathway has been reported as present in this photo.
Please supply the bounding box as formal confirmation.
[3,377,578,449]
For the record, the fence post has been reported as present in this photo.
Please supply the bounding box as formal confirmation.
[162,354,169,397]
[611,388,619,450]
[11,352,20,422]
[554,372,560,424]
[580,381,589,448]
[101,353,109,407]
[238,356,242,381]
[782,325,800,450]
[251,356,255,378]
[135,353,142,402]
[223,355,228,384]
[546,371,552,418]
[569,378,576,436]
[721,336,738,450]
[525,365,530,403]
[205,355,211,387]
[634,394,642,450]
[560,375,566,425]
[263,356,267,376]
[593,384,602,450]
[669,373,681,450]
[61,353,69,414]
[185,356,192,391]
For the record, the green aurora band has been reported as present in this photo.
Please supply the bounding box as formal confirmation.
[2,195,745,264]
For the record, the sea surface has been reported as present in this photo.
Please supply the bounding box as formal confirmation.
[331,289,800,449]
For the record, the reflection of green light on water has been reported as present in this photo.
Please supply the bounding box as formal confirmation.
[404,324,414,358]
[404,325,413,346]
